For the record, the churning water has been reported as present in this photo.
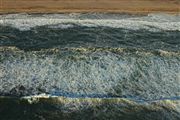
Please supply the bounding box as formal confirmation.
[0,13,180,102]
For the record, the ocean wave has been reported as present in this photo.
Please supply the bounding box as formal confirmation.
[0,47,180,101]
[0,13,180,31]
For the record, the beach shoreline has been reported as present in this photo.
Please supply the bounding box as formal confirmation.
[0,0,179,15]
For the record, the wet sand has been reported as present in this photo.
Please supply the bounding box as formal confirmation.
[0,0,179,14]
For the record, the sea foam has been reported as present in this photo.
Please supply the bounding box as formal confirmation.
[0,13,180,31]
[0,48,180,100]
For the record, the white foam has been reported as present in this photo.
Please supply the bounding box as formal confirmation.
[0,13,179,31]
[0,50,180,100]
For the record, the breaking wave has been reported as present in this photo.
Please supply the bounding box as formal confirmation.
[0,47,180,101]
[0,13,180,103]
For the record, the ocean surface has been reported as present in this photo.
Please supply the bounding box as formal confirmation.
[0,13,180,102]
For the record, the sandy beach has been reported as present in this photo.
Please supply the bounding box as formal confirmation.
[0,0,179,14]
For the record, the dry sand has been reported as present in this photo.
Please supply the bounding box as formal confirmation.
[0,0,180,14]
